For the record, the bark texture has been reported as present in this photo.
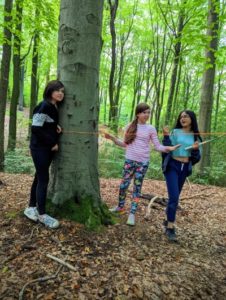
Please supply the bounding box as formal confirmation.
[8,0,23,151]
[198,0,219,171]
[49,0,111,227]
[0,0,13,170]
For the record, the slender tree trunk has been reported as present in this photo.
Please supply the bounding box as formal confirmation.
[213,69,223,131]
[130,55,144,121]
[108,0,118,129]
[0,0,13,170]
[198,0,219,171]
[8,0,24,151]
[28,32,39,137]
[18,64,25,111]
[144,50,154,103]
[49,0,111,228]
[171,60,182,121]
[165,13,184,124]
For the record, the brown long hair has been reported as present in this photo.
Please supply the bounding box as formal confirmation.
[43,80,64,101]
[124,103,150,145]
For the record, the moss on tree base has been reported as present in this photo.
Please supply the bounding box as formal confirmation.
[46,197,115,230]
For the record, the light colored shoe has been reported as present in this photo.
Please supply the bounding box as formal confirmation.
[24,207,39,222]
[126,213,135,226]
[109,206,126,214]
[38,214,59,229]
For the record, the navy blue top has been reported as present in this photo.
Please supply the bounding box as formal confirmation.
[30,100,59,150]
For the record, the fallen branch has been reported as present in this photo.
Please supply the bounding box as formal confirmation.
[140,193,168,206]
[128,190,168,206]
[180,191,215,201]
[19,264,63,300]
[144,196,159,219]
[29,226,40,239]
[46,254,77,271]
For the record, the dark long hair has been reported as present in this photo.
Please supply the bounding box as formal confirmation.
[124,103,150,145]
[174,110,202,141]
[43,80,64,101]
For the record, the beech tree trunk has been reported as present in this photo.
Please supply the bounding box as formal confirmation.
[8,0,24,151]
[198,0,219,171]
[0,0,13,170]
[49,0,111,228]
[108,0,119,131]
[28,31,39,138]
[165,12,184,124]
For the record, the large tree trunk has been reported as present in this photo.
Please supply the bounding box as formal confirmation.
[8,0,24,151]
[49,0,111,228]
[0,0,13,170]
[198,0,219,172]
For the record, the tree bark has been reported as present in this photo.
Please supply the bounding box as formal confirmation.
[49,0,111,228]
[18,64,25,111]
[198,0,219,171]
[213,69,223,131]
[108,0,119,131]
[0,0,13,170]
[8,0,24,151]
[28,31,39,137]
[165,12,184,124]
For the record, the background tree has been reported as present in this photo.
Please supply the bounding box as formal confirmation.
[0,0,13,170]
[8,0,24,151]
[198,0,219,171]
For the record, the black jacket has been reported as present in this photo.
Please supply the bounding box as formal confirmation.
[30,100,59,150]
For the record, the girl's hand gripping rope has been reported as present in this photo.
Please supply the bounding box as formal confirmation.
[166,144,181,152]
[185,141,200,151]
[104,132,115,141]
[104,132,126,148]
[192,141,199,150]
[57,125,62,134]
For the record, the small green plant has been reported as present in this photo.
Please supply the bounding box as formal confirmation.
[5,149,34,174]
[98,141,125,178]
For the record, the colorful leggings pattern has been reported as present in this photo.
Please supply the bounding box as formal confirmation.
[118,159,149,214]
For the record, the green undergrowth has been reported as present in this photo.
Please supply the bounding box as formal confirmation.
[4,148,34,174]
[46,197,116,230]
[98,141,226,187]
[3,143,226,187]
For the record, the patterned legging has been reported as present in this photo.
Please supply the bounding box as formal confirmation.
[118,159,149,214]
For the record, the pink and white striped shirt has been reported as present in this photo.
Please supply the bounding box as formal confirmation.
[125,124,167,163]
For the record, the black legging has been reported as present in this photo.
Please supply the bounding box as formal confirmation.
[29,149,54,215]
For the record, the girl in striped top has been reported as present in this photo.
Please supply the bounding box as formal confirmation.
[105,103,180,226]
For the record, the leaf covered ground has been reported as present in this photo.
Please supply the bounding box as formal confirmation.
[0,173,226,300]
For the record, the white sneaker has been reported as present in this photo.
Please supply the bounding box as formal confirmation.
[126,213,135,226]
[109,206,126,214]
[38,214,59,229]
[24,207,39,222]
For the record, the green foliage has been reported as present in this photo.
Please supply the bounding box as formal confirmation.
[98,141,124,178]
[192,162,226,186]
[4,149,34,174]
[98,139,226,187]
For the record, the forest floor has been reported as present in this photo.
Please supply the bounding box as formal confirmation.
[0,173,226,300]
